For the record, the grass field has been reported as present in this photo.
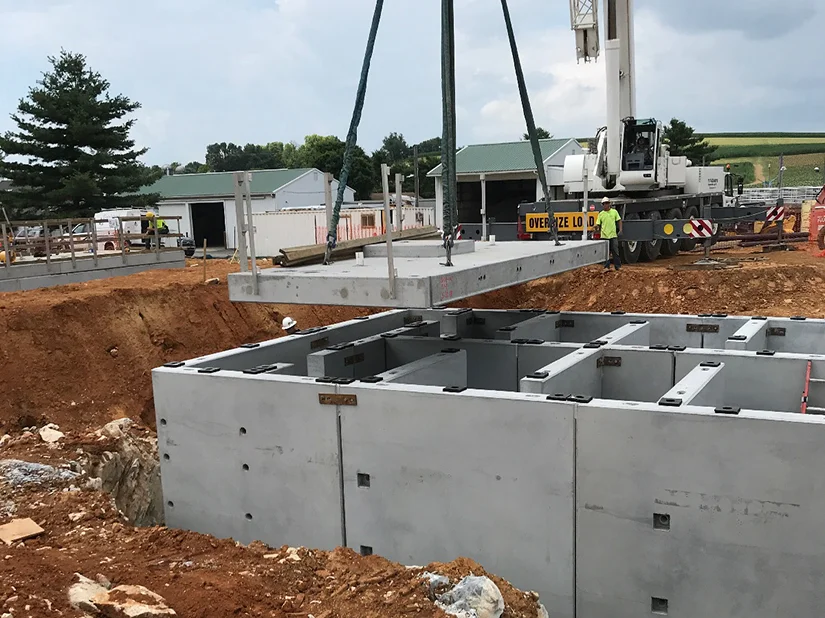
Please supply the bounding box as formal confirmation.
[575,133,825,187]
[718,152,825,186]
[705,136,825,146]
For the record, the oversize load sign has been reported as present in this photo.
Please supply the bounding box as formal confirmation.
[525,212,598,232]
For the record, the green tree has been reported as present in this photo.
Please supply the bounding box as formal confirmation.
[0,50,159,218]
[378,132,412,164]
[664,118,718,163]
[204,142,284,172]
[297,134,375,199]
[522,127,552,140]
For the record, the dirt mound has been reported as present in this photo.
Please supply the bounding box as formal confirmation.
[0,261,375,434]
[1,431,546,618]
[460,251,825,318]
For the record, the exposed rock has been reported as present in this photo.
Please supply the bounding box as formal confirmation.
[38,424,65,444]
[0,459,79,488]
[91,584,176,617]
[0,435,10,449]
[68,574,108,613]
[78,424,162,526]
[96,418,134,441]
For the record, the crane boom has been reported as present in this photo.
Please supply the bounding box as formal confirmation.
[570,0,600,62]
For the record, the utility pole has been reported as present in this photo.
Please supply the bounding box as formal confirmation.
[413,145,420,209]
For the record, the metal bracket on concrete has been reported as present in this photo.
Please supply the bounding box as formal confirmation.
[319,393,358,406]
[686,323,720,333]
[767,327,787,337]
[597,356,622,368]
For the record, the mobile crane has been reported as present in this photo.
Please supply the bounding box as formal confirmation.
[514,0,768,263]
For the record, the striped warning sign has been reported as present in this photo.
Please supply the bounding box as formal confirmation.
[766,206,786,222]
[688,219,714,238]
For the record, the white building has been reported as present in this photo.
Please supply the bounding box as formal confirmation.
[427,138,584,236]
[139,168,355,249]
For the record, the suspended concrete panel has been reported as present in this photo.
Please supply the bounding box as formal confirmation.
[227,240,606,308]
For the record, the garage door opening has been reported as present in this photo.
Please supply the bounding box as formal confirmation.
[191,202,226,248]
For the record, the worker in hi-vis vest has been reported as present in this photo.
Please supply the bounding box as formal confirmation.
[595,196,623,272]
[144,211,168,249]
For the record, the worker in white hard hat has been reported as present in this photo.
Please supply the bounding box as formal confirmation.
[595,196,622,272]
[282,316,298,335]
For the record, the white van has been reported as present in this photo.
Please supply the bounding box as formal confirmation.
[70,208,148,253]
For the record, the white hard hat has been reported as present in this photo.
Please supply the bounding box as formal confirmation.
[282,317,297,330]
[601,196,612,203]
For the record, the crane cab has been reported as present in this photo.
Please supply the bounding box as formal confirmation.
[620,118,665,190]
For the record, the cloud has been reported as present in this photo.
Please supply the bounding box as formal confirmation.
[0,0,822,166]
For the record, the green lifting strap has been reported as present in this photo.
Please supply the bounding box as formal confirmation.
[441,0,459,266]
[324,0,385,265]
[500,0,560,245]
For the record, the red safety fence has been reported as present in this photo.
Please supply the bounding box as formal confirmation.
[809,206,825,254]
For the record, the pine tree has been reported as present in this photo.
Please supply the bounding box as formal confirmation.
[0,50,160,218]
[663,118,718,164]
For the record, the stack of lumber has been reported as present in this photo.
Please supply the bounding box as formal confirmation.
[274,226,440,267]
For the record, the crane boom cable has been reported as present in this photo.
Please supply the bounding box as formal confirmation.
[324,0,385,265]
[500,0,560,245]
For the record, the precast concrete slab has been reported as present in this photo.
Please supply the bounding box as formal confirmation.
[227,240,606,308]
[152,308,825,618]
[0,250,185,292]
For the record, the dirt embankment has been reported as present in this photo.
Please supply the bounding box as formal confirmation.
[0,261,375,434]
[461,250,825,318]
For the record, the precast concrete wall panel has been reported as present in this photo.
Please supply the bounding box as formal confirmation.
[153,371,344,549]
[516,343,581,379]
[385,338,519,391]
[184,311,407,372]
[675,351,822,413]
[575,402,825,618]
[600,348,674,402]
[774,318,825,353]
[338,385,576,618]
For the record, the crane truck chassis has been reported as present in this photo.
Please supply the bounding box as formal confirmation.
[516,187,770,264]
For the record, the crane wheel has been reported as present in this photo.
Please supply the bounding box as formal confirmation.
[818,224,825,251]
[659,208,682,257]
[620,213,641,264]
[640,210,662,262]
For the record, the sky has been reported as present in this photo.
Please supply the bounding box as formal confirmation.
[0,0,822,166]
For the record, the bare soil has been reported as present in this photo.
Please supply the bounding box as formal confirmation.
[0,429,543,618]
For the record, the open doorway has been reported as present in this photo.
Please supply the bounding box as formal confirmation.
[191,202,226,248]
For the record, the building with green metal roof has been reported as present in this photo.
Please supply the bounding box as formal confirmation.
[141,168,354,250]
[426,137,584,239]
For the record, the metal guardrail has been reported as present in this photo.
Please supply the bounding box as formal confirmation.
[1,215,184,270]
[742,186,823,203]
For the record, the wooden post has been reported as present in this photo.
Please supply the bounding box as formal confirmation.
[202,239,208,284]
[324,172,334,238]
[395,173,403,232]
